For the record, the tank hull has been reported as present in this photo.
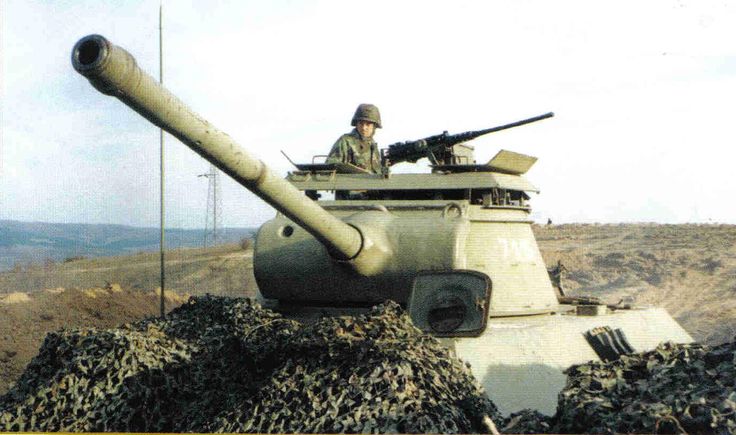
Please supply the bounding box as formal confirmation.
[454,306,693,415]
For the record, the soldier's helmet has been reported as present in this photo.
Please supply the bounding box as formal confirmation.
[351,104,382,129]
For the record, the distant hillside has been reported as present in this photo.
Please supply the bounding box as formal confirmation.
[0,243,257,297]
[534,223,736,345]
[0,220,255,271]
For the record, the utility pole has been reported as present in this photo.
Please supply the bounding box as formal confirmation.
[158,1,166,319]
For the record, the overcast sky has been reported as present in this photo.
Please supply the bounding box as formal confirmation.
[2,0,735,228]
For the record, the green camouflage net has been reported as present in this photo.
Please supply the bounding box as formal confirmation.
[0,296,498,433]
[5,294,734,434]
[503,341,736,434]
[554,341,736,434]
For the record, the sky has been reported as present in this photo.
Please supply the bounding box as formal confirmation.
[1,0,735,228]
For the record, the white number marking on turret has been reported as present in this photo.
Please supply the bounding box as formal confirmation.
[498,238,537,263]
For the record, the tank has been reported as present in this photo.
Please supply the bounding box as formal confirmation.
[71,34,692,416]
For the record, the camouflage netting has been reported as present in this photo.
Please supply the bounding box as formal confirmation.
[4,294,735,434]
[554,341,736,434]
[0,295,499,433]
[503,341,736,434]
[501,409,554,434]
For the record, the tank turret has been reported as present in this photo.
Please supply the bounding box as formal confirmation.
[72,34,557,326]
[72,35,693,415]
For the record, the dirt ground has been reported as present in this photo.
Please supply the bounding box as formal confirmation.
[534,224,736,345]
[1,223,734,396]
[0,285,189,394]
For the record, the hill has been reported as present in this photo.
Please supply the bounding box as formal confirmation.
[0,243,257,297]
[0,220,255,272]
[535,223,736,345]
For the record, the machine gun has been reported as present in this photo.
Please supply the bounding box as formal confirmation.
[381,112,554,167]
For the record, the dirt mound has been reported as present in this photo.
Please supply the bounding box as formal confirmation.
[0,296,498,433]
[0,292,31,304]
[0,285,187,395]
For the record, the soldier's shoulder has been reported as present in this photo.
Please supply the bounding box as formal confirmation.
[339,132,357,140]
[336,131,361,144]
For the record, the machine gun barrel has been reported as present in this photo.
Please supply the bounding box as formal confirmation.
[71,34,363,262]
[447,112,554,143]
[383,112,554,166]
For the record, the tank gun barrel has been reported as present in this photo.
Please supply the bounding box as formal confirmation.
[71,34,363,262]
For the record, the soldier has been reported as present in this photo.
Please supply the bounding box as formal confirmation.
[326,104,382,174]
[548,260,568,298]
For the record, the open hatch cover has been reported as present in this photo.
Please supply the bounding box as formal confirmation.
[294,162,371,174]
[432,150,537,175]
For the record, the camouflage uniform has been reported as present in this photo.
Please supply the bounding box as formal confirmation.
[326,129,382,174]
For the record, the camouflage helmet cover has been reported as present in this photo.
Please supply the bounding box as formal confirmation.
[351,103,382,129]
